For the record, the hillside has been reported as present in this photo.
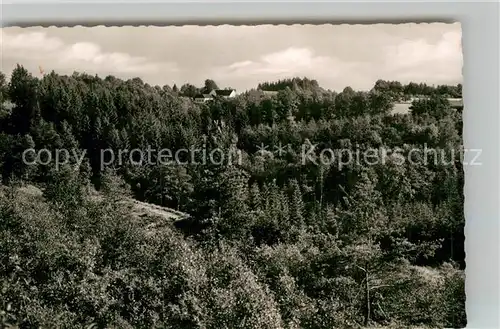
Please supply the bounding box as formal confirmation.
[0,67,465,328]
[6,183,188,223]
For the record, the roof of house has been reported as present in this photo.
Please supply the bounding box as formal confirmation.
[194,93,212,99]
[214,89,235,96]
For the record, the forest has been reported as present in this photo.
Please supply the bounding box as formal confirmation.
[0,66,465,328]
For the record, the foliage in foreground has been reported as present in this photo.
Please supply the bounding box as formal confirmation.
[0,179,464,329]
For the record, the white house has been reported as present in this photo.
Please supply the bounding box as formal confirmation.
[262,90,279,97]
[193,89,236,103]
[194,93,214,103]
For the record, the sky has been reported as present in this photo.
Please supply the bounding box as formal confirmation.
[0,23,462,92]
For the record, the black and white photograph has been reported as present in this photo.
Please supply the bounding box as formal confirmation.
[0,23,466,328]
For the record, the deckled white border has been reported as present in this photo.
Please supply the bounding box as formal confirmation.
[1,1,499,328]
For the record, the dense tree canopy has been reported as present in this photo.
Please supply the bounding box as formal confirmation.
[0,66,465,328]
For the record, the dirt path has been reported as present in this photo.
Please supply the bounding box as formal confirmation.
[15,184,189,222]
[128,198,188,221]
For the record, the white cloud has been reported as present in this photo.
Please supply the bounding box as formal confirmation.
[226,47,343,76]
[1,31,63,53]
[216,47,358,90]
[0,30,177,78]
[228,60,253,70]
[0,25,463,91]
[260,48,315,72]
[216,34,463,92]
[383,30,463,83]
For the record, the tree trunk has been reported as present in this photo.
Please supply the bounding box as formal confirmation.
[319,173,324,211]
[450,228,454,259]
[364,269,370,327]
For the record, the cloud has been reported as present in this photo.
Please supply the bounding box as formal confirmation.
[226,47,345,76]
[214,47,359,90]
[59,42,162,74]
[0,30,177,78]
[1,24,463,91]
[383,30,463,83]
[228,60,253,70]
[215,32,463,92]
[1,31,64,53]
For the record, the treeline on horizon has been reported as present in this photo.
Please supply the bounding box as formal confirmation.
[0,65,465,328]
[257,77,462,99]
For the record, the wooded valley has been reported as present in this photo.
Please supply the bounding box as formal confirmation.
[0,67,465,328]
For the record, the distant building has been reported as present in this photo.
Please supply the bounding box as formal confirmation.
[194,93,214,103]
[447,98,463,109]
[392,102,412,114]
[213,89,236,99]
[262,90,279,97]
[391,97,463,114]
[193,89,236,103]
